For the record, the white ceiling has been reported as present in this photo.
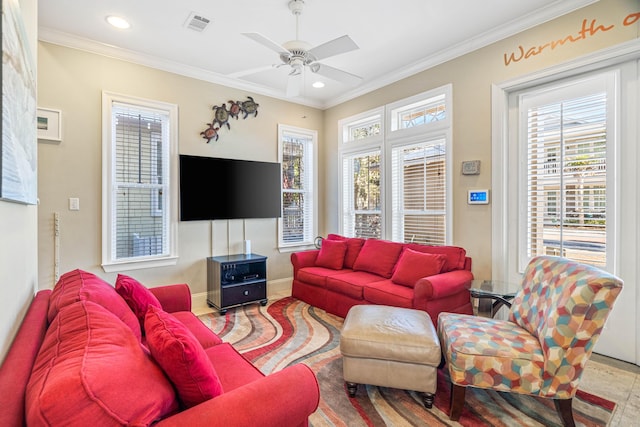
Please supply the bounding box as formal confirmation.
[38,0,597,109]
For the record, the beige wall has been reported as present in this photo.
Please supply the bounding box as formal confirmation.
[37,42,323,295]
[0,0,38,363]
[322,0,638,280]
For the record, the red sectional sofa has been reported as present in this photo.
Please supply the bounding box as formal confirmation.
[291,235,474,325]
[0,269,319,427]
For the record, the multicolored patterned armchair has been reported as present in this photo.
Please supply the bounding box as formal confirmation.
[437,255,623,427]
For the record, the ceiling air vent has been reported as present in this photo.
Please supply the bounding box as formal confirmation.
[184,12,211,32]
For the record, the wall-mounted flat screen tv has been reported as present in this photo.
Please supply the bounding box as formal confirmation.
[179,155,282,221]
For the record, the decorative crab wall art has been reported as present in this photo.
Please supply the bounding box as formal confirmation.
[200,96,260,143]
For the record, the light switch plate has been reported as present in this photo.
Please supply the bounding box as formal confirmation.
[69,197,80,211]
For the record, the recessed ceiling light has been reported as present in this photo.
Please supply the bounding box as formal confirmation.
[312,81,325,88]
[106,15,131,29]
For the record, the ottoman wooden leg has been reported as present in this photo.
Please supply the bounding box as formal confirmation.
[422,392,435,409]
[346,382,358,397]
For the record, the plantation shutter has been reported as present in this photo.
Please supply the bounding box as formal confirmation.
[391,140,446,245]
[112,102,169,260]
[522,86,608,268]
[281,132,313,244]
[342,150,382,239]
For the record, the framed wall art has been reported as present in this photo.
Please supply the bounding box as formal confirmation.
[1,0,38,205]
[37,108,62,142]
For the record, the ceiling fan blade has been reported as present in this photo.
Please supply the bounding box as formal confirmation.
[286,73,302,98]
[227,64,278,79]
[242,32,290,56]
[311,63,362,85]
[308,35,359,61]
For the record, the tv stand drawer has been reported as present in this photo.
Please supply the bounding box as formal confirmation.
[222,281,266,307]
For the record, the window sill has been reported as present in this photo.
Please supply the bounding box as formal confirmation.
[278,244,316,254]
[102,256,178,273]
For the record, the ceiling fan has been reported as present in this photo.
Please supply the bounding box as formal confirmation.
[238,0,362,97]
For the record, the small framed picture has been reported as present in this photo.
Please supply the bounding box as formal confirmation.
[37,108,62,141]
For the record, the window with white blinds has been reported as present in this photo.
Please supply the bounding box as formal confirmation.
[520,76,611,269]
[339,85,451,242]
[341,150,382,239]
[102,92,178,271]
[391,140,446,245]
[278,125,317,248]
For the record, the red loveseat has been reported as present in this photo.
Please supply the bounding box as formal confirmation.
[0,269,319,427]
[291,235,474,325]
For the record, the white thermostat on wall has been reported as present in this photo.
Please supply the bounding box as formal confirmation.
[468,189,490,205]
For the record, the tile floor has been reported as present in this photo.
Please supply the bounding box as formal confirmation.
[581,353,640,426]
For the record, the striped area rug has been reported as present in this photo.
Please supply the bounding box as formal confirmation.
[199,297,615,427]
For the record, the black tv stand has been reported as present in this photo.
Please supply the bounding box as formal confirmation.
[206,253,268,314]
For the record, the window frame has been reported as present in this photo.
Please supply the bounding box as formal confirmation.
[338,86,452,243]
[101,91,179,272]
[340,107,384,145]
[277,124,318,251]
[390,135,450,245]
[517,75,614,272]
[340,148,383,239]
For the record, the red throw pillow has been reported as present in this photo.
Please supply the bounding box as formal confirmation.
[326,234,365,268]
[316,239,347,269]
[145,305,224,408]
[352,239,404,278]
[116,274,162,327]
[391,249,447,288]
[406,244,467,272]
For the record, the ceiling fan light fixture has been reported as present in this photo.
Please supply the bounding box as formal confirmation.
[289,58,304,75]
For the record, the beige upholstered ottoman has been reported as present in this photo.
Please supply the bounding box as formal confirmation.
[340,305,441,408]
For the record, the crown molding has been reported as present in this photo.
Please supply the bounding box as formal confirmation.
[324,0,599,108]
[38,27,326,110]
[39,0,598,110]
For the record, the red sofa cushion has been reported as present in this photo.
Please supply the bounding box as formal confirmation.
[316,239,347,270]
[406,244,467,272]
[145,306,224,408]
[363,280,414,309]
[26,300,177,426]
[391,249,447,288]
[352,239,403,278]
[205,343,265,392]
[116,273,162,328]
[48,269,142,341]
[326,234,365,268]
[326,271,385,299]
[297,266,350,288]
[170,311,223,349]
